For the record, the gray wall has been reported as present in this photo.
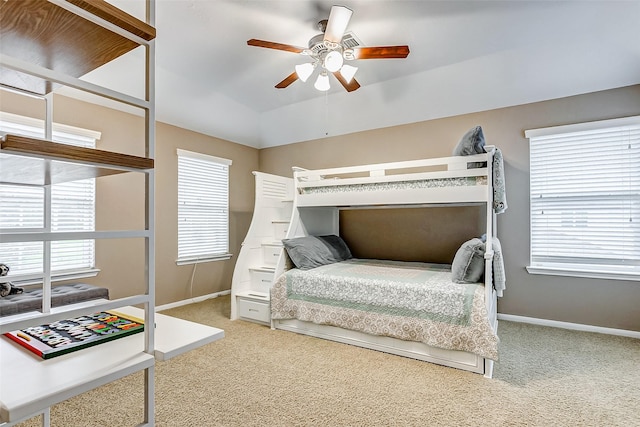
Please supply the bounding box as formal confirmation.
[3,84,638,330]
[0,90,259,307]
[259,84,640,332]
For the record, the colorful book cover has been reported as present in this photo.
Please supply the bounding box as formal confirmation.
[3,310,144,359]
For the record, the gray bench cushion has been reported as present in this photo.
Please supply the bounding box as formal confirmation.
[0,283,109,316]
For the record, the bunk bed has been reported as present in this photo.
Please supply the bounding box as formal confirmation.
[269,144,506,377]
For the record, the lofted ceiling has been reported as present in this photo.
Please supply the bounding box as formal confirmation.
[64,0,640,149]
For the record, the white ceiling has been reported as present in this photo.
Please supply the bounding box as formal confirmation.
[66,0,640,149]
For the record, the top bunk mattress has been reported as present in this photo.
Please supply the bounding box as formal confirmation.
[298,176,487,195]
[271,259,498,359]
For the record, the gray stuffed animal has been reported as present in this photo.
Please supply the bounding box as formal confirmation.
[0,263,24,297]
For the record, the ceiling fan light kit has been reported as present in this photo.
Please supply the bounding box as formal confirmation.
[339,64,358,84]
[314,71,331,91]
[247,5,410,93]
[323,50,344,72]
[295,62,315,82]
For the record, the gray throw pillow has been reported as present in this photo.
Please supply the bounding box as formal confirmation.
[282,235,352,270]
[451,238,485,283]
[452,126,486,168]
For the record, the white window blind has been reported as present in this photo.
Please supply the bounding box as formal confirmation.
[177,149,232,264]
[0,113,98,276]
[526,116,640,280]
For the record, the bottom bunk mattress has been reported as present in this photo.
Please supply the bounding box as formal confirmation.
[271,259,498,360]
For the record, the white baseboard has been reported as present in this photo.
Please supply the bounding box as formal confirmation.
[156,289,231,312]
[497,313,640,339]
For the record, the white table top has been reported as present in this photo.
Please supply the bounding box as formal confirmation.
[0,306,224,423]
[115,306,225,361]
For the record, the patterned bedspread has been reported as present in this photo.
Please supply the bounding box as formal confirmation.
[271,259,498,360]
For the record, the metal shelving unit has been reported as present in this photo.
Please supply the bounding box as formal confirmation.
[0,2,164,425]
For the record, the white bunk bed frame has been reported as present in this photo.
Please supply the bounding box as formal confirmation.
[271,146,499,378]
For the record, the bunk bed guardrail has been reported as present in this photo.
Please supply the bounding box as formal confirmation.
[292,146,496,208]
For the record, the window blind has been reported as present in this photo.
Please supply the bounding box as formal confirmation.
[526,116,640,279]
[177,149,232,263]
[0,114,97,276]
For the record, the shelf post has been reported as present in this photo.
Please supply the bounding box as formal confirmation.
[143,1,157,425]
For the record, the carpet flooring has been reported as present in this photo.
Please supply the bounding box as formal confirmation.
[13,295,640,426]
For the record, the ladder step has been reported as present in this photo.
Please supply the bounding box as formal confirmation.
[249,266,276,273]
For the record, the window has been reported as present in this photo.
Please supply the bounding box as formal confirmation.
[0,112,100,279]
[525,116,640,281]
[177,149,232,264]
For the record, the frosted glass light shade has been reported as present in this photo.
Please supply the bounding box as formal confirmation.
[324,50,343,72]
[295,63,314,82]
[340,64,358,83]
[314,72,330,91]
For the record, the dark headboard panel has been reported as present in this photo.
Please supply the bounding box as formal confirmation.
[339,206,485,264]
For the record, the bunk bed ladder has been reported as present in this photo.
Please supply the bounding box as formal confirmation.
[230,172,294,323]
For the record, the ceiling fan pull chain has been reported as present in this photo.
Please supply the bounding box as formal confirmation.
[324,90,329,137]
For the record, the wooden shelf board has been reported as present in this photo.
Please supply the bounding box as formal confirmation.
[0,0,155,95]
[1,134,153,185]
[65,0,156,41]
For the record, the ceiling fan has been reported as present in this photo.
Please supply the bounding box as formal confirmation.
[247,5,410,92]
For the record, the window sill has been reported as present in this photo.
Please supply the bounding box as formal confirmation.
[526,265,640,282]
[13,268,101,287]
[176,254,233,266]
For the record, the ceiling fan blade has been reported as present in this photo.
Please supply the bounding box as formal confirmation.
[332,72,360,92]
[352,46,410,59]
[247,39,305,54]
[275,72,299,89]
[323,5,353,45]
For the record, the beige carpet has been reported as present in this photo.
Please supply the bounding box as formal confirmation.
[14,295,640,427]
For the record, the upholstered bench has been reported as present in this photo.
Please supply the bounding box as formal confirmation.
[0,283,109,317]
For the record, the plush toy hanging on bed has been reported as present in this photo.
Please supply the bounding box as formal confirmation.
[0,263,24,297]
